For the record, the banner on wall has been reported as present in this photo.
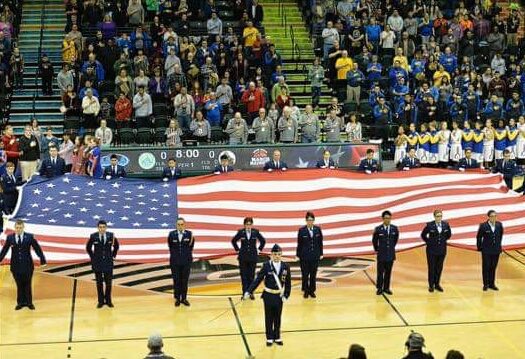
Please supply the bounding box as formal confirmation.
[101,143,381,175]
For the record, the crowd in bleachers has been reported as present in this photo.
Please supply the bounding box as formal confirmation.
[305,0,525,166]
[0,0,23,116]
[56,0,318,147]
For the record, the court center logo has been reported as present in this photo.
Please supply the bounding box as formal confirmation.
[138,152,156,170]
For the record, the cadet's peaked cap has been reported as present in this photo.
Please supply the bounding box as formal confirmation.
[271,244,282,253]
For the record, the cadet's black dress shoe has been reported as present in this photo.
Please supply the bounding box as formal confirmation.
[383,289,393,295]
[428,287,434,292]
[97,303,104,308]
[303,292,309,298]
[15,305,23,310]
[266,341,273,347]
[274,340,283,346]
[250,294,255,300]
[309,292,316,298]
[376,290,382,295]
[106,302,114,308]
[181,299,190,306]
[435,285,444,292]
[483,286,488,291]
[489,285,499,291]
[27,304,35,310]
[175,300,181,307]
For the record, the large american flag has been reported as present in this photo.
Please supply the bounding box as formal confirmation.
[2,169,525,263]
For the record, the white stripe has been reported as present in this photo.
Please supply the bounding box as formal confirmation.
[178,172,498,194]
[178,185,508,211]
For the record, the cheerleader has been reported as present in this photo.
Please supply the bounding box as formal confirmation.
[449,120,463,162]
[428,121,440,165]
[494,119,507,160]
[462,120,474,156]
[418,123,431,164]
[506,118,519,159]
[438,121,451,166]
[394,125,408,165]
[471,121,485,163]
[482,119,495,168]
[406,122,419,151]
[517,116,525,164]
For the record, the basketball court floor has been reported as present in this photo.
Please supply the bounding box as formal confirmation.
[1,247,525,358]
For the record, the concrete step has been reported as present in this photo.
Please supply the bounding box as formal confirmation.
[10,112,63,123]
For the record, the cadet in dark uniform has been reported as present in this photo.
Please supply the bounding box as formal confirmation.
[457,148,479,171]
[358,148,379,173]
[1,162,25,214]
[168,217,195,306]
[231,217,266,299]
[263,149,288,171]
[244,244,291,347]
[0,219,46,310]
[162,158,181,181]
[103,154,127,179]
[86,220,120,308]
[372,210,399,295]
[213,154,234,174]
[39,146,66,178]
[420,209,452,292]
[296,211,324,298]
[476,210,504,291]
[492,149,519,190]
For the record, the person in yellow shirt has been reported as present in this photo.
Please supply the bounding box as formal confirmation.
[432,64,451,87]
[335,50,354,80]
[62,34,77,64]
[393,47,409,72]
[243,21,260,47]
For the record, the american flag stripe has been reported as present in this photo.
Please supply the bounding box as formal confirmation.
[2,169,524,263]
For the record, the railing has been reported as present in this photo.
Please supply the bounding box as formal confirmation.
[33,0,48,116]
[278,0,288,37]
[289,24,302,69]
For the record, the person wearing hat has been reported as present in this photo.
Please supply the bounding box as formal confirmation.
[144,333,175,359]
[296,211,324,298]
[372,210,399,295]
[243,244,291,346]
[213,154,234,174]
[231,217,266,299]
[402,332,434,359]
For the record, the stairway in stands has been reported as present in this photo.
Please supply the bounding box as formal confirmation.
[263,1,332,109]
[11,0,64,135]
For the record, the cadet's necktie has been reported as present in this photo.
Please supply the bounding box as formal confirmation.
[52,158,56,165]
[113,166,117,174]
[18,235,21,245]
[247,230,251,239]
[276,161,279,168]
[503,160,506,169]
[368,159,371,166]
[467,159,470,167]
[223,166,226,172]
[103,235,106,244]
[410,158,413,166]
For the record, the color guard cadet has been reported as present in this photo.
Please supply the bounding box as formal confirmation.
[244,244,291,347]
[213,154,234,174]
[103,154,127,179]
[316,149,336,169]
[231,217,266,299]
[358,148,379,174]
[420,210,452,292]
[168,218,195,306]
[162,158,182,181]
[476,210,503,291]
[372,210,399,295]
[296,211,324,298]
[457,148,480,171]
[1,162,25,214]
[492,149,518,189]
[263,149,288,171]
[0,219,46,310]
[86,220,120,308]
